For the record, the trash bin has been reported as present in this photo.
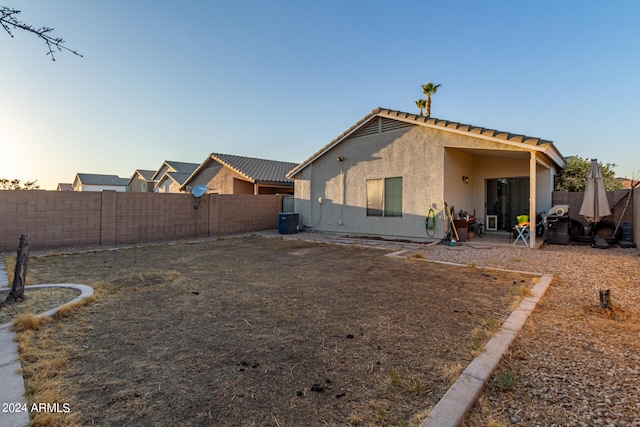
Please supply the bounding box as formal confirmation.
[547,214,570,245]
[453,220,468,241]
[278,212,299,234]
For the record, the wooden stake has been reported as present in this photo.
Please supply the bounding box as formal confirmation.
[599,289,611,309]
[6,234,30,303]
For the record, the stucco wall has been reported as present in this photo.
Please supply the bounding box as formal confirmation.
[188,163,248,194]
[294,124,559,241]
[128,175,153,193]
[0,191,283,251]
[156,179,176,193]
[77,184,127,192]
[294,126,445,240]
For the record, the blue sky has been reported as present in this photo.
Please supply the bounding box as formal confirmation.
[1,1,638,190]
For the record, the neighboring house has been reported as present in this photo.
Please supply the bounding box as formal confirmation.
[72,173,129,192]
[181,153,297,195]
[152,160,200,193]
[56,183,73,191]
[287,107,566,246]
[616,177,639,189]
[128,169,156,192]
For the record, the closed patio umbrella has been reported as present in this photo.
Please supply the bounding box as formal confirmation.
[579,159,611,224]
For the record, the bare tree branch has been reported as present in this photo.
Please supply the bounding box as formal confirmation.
[1,6,82,60]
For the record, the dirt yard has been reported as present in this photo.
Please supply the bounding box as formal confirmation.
[13,237,533,426]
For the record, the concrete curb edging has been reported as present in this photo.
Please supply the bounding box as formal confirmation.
[1,284,95,331]
[419,274,553,427]
[0,284,94,427]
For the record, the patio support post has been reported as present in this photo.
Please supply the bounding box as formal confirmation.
[529,152,537,249]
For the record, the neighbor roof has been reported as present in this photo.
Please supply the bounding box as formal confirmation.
[166,171,193,186]
[287,107,566,178]
[151,160,200,181]
[75,173,129,186]
[128,169,156,185]
[182,153,298,190]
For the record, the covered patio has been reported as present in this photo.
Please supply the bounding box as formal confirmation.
[443,142,564,249]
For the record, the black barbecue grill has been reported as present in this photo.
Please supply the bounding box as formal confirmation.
[546,205,570,245]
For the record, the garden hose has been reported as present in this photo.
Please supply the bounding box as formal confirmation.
[425,208,436,237]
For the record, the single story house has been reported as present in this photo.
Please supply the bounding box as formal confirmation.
[286,107,566,247]
[56,183,73,191]
[128,169,156,192]
[72,173,129,192]
[152,160,200,193]
[181,153,297,195]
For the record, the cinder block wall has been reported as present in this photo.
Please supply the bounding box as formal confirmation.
[0,191,284,252]
[216,194,283,235]
[0,191,102,251]
[552,190,635,241]
[114,193,211,245]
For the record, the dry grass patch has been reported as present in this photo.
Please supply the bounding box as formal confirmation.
[20,237,533,426]
[12,312,51,331]
[16,325,80,427]
[52,294,96,319]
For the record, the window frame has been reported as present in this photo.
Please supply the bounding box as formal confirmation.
[366,177,402,218]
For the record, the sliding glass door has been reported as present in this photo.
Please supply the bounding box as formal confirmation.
[486,178,529,230]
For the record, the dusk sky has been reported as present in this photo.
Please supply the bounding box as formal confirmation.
[1,1,638,190]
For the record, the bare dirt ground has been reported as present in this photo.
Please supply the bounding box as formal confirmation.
[8,236,532,426]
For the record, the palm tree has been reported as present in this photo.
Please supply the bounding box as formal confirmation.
[414,99,426,116]
[421,82,441,117]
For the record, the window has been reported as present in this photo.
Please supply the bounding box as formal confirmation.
[366,177,402,217]
[367,179,383,216]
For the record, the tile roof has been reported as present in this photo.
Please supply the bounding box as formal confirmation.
[136,169,156,181]
[128,169,156,185]
[166,171,193,186]
[287,107,565,178]
[76,173,129,186]
[211,153,298,184]
[183,153,298,189]
[165,161,199,174]
[151,160,200,181]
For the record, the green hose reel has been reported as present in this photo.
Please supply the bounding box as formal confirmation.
[425,208,436,237]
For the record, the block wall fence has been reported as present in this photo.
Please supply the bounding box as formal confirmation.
[0,191,284,252]
[552,189,637,243]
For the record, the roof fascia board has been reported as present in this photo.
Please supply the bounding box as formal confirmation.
[288,109,565,178]
[380,112,565,165]
[255,180,294,186]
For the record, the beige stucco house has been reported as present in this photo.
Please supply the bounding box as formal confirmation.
[152,160,200,193]
[181,153,297,195]
[72,173,129,192]
[128,169,156,192]
[287,107,566,247]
